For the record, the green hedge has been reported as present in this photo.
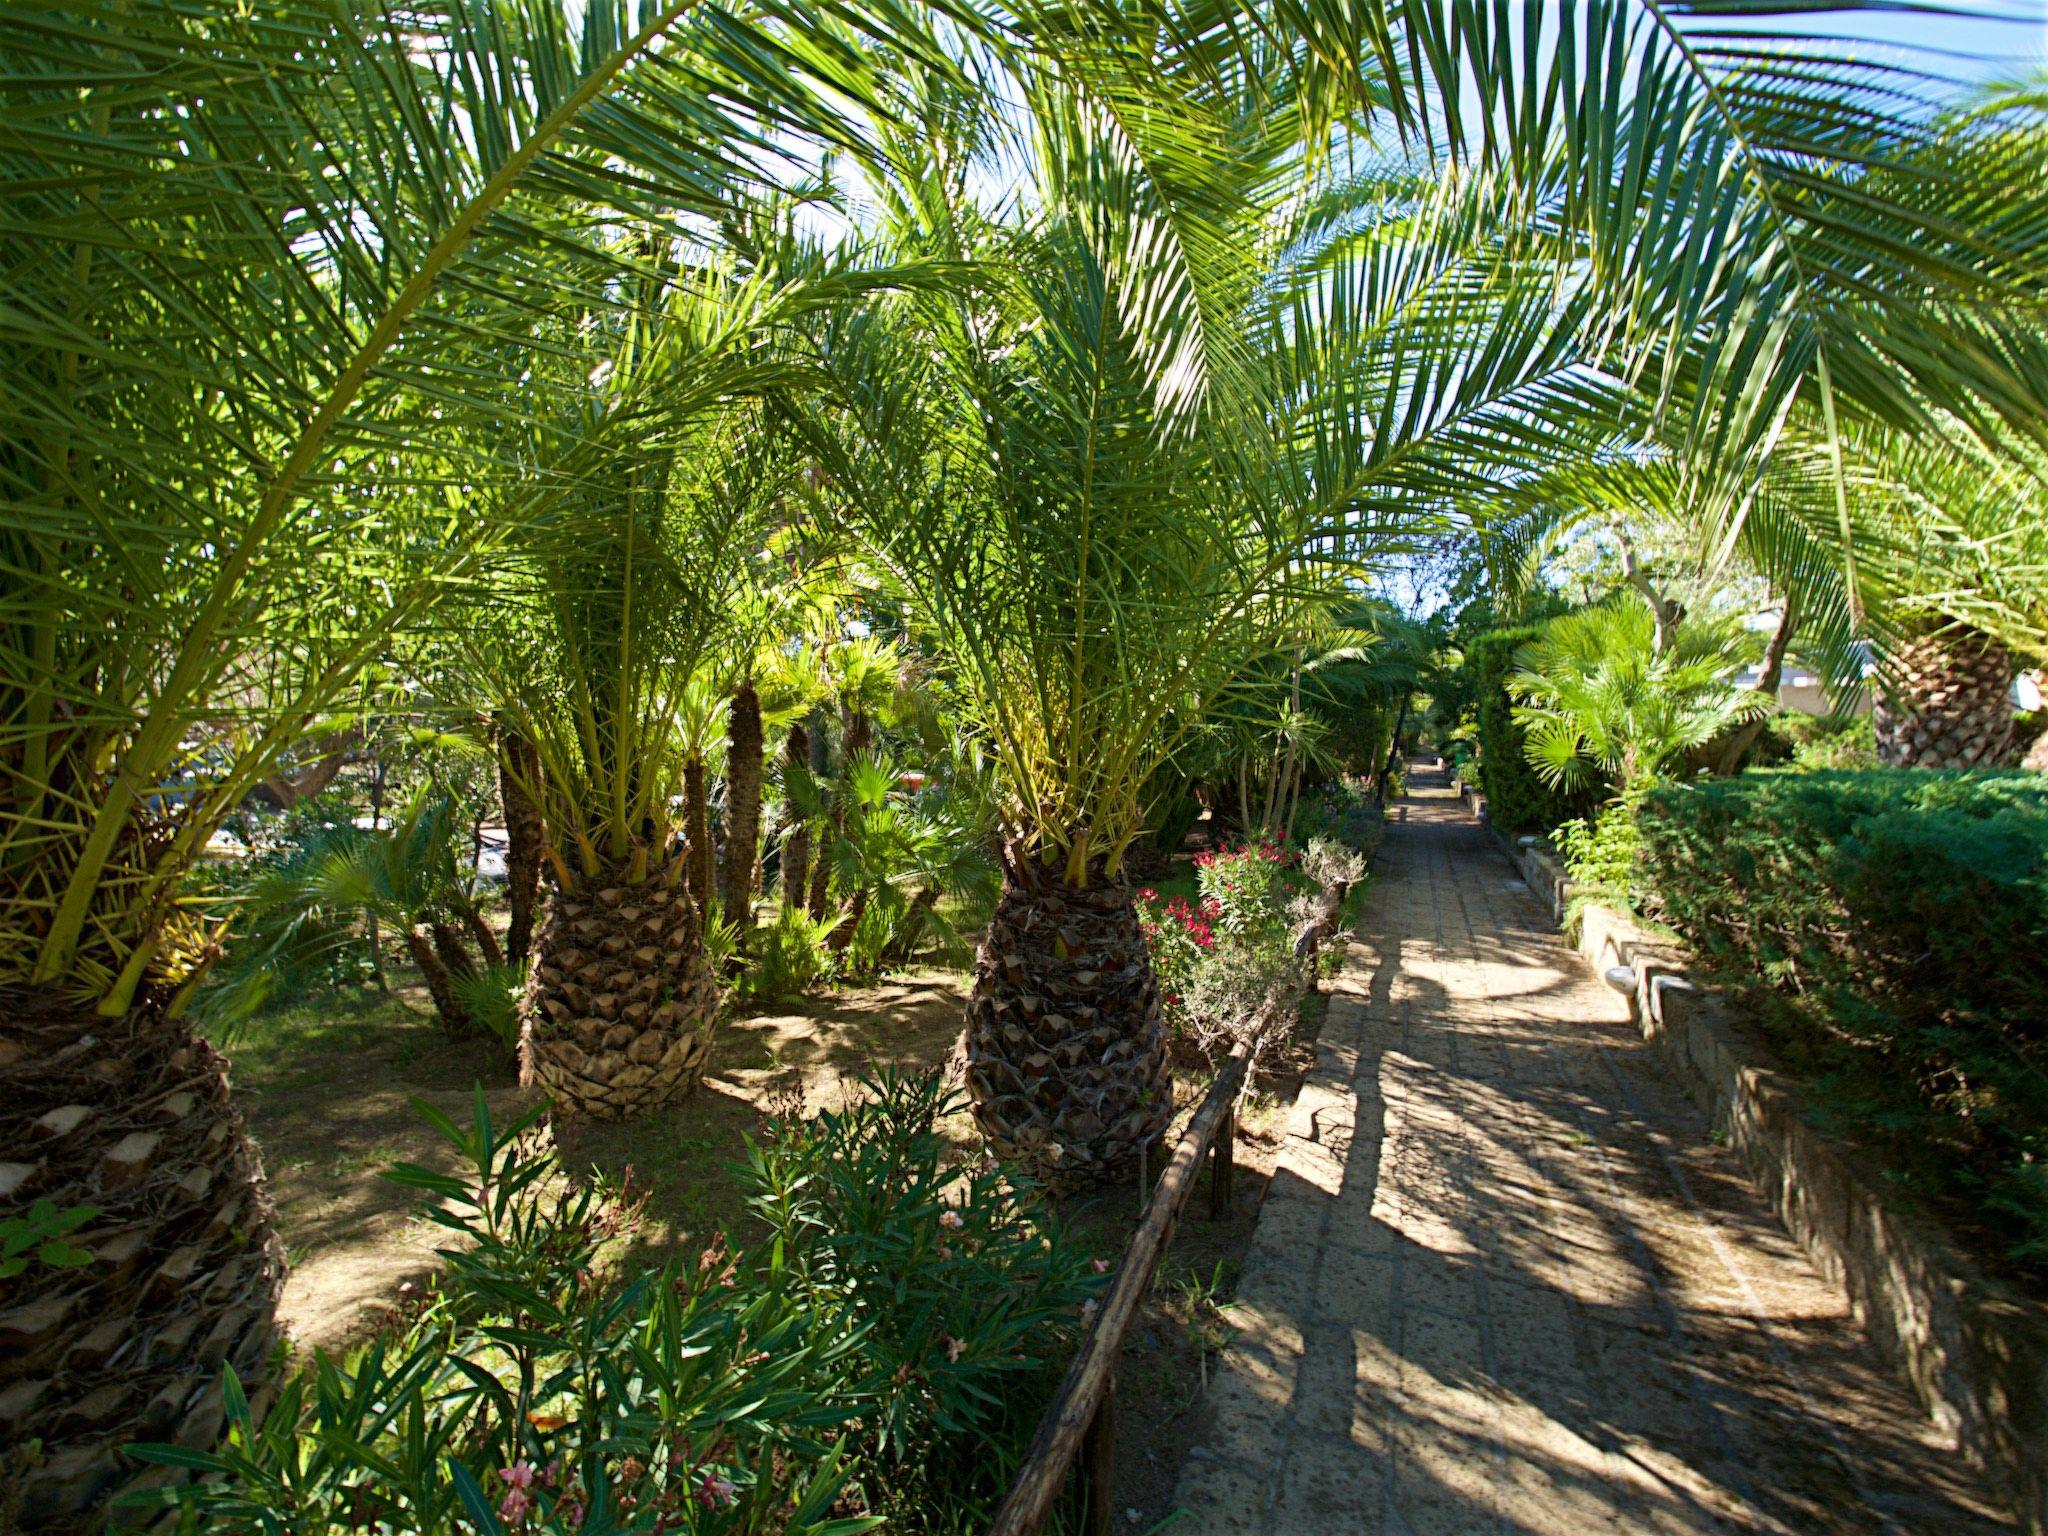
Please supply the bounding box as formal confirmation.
[1637,769,2048,1273]
[1467,627,1598,834]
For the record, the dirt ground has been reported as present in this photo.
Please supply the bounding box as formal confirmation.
[233,969,970,1358]
[232,944,1339,1534]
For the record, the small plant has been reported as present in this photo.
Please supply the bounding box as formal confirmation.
[1551,793,1646,915]
[450,961,527,1060]
[736,903,839,1001]
[0,1200,100,1280]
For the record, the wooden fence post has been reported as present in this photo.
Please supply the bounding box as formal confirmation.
[1081,1371,1116,1536]
[1209,1104,1234,1220]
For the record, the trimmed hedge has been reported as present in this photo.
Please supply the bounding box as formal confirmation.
[1638,769,2048,1273]
[1467,627,1599,834]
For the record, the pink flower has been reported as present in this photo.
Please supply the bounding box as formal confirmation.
[500,1462,536,1491]
[938,1209,964,1230]
[1091,1257,1111,1274]
[499,1487,532,1524]
[696,1472,736,1509]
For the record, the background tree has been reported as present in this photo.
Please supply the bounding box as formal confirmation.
[0,2,901,1517]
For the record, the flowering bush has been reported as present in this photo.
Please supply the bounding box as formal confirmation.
[128,1076,1094,1534]
[1140,843,1307,1055]
[1194,841,1295,946]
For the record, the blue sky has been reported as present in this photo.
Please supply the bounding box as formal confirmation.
[1738,3,2045,86]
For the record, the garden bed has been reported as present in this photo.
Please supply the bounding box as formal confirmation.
[236,968,973,1357]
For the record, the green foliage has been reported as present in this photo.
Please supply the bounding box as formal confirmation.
[1466,628,1599,834]
[1637,771,2048,1272]
[1195,843,1296,950]
[1141,842,1324,1055]
[1293,781,1384,855]
[1551,794,1646,916]
[1782,714,1880,773]
[733,904,837,1002]
[744,1070,1098,1512]
[1509,598,1768,792]
[1,1200,101,1280]
[129,1076,1094,1533]
[449,962,528,1059]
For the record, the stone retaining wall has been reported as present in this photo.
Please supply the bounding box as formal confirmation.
[1490,824,2048,1535]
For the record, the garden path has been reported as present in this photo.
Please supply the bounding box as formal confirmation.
[1170,763,2010,1534]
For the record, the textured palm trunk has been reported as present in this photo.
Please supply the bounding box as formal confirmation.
[779,724,812,908]
[718,680,764,938]
[0,999,285,1530]
[828,886,868,956]
[496,725,544,964]
[520,852,720,1120]
[683,757,714,923]
[963,850,1174,1189]
[1874,624,2019,769]
[461,905,505,970]
[406,926,474,1035]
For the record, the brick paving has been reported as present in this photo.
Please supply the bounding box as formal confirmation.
[1171,765,2010,1534]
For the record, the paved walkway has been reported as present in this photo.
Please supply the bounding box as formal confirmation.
[1173,766,2008,1534]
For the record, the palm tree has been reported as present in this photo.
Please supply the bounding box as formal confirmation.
[203,793,503,1037]
[803,79,1644,1182]
[1510,598,1772,795]
[0,2,919,1518]
[464,256,838,1119]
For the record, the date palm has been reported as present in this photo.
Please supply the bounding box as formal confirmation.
[0,2,933,1519]
[805,102,1640,1185]
[465,261,831,1119]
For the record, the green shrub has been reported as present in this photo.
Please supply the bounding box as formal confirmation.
[1638,770,2048,1271]
[1294,780,1383,854]
[130,1076,1097,1534]
[1466,628,1599,833]
[1552,793,1645,916]
[744,1072,1098,1523]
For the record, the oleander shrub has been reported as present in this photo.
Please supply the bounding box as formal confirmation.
[128,1075,1098,1534]
[1637,770,2048,1272]
[1466,628,1600,834]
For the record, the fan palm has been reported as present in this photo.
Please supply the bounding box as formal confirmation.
[1511,598,1771,794]
[202,793,501,1036]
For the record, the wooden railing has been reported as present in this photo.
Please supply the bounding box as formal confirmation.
[987,885,1351,1536]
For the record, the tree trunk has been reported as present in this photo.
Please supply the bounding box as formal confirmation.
[461,905,505,971]
[962,850,1174,1190]
[1376,694,1411,806]
[406,926,473,1035]
[520,854,720,1120]
[1874,623,2019,769]
[1713,596,1798,776]
[779,723,812,908]
[829,885,869,956]
[684,756,714,923]
[496,725,544,965]
[367,754,388,991]
[718,680,765,938]
[255,727,365,809]
[0,1001,285,1529]
[882,885,941,966]
[431,920,478,983]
